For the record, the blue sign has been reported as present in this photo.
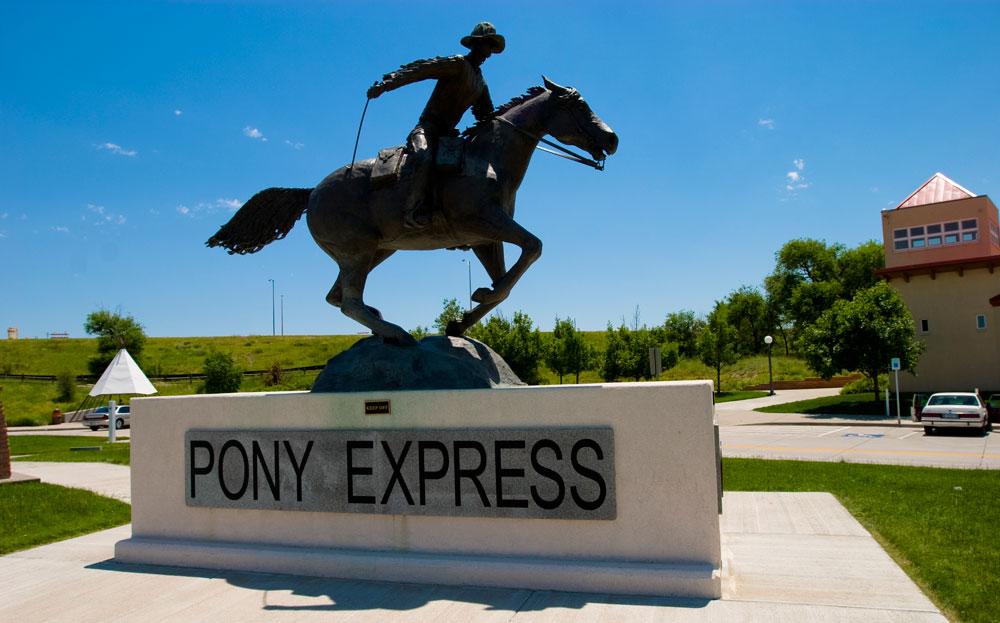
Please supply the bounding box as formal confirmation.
[890,357,901,371]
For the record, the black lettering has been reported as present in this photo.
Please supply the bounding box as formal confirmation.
[529,439,565,510]
[453,441,490,507]
[218,440,249,500]
[346,440,375,504]
[189,440,214,498]
[418,440,449,505]
[494,440,528,508]
[251,440,280,501]
[380,440,414,505]
[284,440,314,502]
[570,439,607,511]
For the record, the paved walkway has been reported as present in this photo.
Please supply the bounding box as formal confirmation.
[7,422,130,438]
[12,461,131,502]
[0,491,943,622]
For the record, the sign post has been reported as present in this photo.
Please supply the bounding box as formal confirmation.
[649,347,662,380]
[890,358,901,426]
[108,399,117,443]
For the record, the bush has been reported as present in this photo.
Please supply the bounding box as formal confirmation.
[203,352,242,394]
[55,371,77,402]
[264,362,284,387]
[840,374,888,396]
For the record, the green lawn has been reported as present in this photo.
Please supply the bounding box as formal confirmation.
[0,481,131,554]
[715,390,769,403]
[755,393,893,416]
[9,435,130,465]
[725,458,999,623]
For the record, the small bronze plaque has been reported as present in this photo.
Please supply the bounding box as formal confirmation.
[364,400,391,416]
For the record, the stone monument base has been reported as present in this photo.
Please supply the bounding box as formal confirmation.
[116,382,721,598]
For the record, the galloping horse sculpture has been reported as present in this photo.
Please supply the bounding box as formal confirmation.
[207,78,618,346]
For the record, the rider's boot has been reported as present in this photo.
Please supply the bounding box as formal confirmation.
[403,150,433,229]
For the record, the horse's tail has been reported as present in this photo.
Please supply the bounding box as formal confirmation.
[206,187,312,255]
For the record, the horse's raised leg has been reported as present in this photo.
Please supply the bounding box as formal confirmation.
[470,218,541,306]
[446,242,506,336]
[326,249,395,321]
[336,252,417,347]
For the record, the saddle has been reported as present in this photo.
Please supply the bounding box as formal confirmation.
[369,136,465,189]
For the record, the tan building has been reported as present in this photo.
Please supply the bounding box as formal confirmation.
[878,173,1000,392]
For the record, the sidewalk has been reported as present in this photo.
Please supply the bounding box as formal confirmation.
[0,492,944,622]
[716,388,920,428]
[12,461,131,502]
[7,422,131,437]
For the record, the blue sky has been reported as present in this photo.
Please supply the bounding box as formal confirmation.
[2,1,999,338]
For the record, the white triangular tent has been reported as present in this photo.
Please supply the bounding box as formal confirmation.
[89,349,157,397]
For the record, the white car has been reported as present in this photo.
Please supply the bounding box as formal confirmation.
[920,392,988,435]
[83,405,131,431]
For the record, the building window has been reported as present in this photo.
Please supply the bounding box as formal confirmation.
[991,223,999,246]
[893,218,978,251]
[976,314,987,330]
[920,319,929,333]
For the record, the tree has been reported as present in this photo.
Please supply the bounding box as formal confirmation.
[698,303,738,392]
[725,286,770,356]
[468,311,544,384]
[545,317,597,384]
[84,309,147,376]
[203,352,242,394]
[601,322,674,382]
[662,310,705,359]
[799,281,923,400]
[433,298,465,334]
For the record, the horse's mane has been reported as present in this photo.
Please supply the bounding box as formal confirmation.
[462,86,546,137]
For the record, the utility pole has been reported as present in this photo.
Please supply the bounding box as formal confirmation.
[268,279,275,336]
[280,294,285,336]
[461,258,472,310]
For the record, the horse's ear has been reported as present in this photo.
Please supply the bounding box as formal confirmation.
[542,75,567,94]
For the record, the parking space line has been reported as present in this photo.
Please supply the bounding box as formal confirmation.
[817,426,850,438]
[898,431,921,440]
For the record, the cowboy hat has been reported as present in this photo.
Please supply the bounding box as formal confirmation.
[460,22,505,53]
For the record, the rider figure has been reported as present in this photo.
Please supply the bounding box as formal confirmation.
[367,22,504,229]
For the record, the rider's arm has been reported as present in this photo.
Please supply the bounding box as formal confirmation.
[367,56,464,99]
[472,83,495,123]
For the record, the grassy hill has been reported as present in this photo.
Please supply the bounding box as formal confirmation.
[0,333,818,426]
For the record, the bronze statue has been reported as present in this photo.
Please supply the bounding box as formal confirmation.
[367,22,503,229]
[208,74,617,346]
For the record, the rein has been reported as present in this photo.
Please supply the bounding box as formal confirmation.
[495,116,605,171]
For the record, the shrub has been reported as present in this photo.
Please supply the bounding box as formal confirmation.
[840,374,888,396]
[264,362,284,387]
[203,352,242,394]
[55,371,77,402]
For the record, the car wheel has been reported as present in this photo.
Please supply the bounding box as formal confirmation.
[924,426,933,435]
[116,418,124,430]
[89,426,100,431]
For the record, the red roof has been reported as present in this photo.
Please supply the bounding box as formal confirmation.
[895,172,975,209]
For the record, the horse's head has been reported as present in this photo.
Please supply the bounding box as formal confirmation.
[542,76,619,162]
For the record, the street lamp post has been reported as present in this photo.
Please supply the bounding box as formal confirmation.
[461,258,472,311]
[764,335,774,396]
[280,294,284,336]
[268,279,275,336]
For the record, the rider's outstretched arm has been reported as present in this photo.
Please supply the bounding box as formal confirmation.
[367,56,465,99]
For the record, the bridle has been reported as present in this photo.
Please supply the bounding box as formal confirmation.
[495,92,606,171]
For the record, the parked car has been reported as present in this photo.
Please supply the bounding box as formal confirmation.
[83,405,131,431]
[919,392,988,435]
[985,394,1000,424]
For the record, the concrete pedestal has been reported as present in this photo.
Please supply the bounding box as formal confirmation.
[115,381,722,598]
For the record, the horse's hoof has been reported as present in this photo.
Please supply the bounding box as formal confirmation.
[445,320,466,337]
[471,287,496,304]
[383,333,419,348]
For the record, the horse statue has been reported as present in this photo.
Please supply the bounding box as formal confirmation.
[207,77,618,346]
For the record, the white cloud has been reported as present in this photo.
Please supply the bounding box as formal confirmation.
[174,109,183,116]
[96,142,137,157]
[284,140,304,150]
[243,126,267,141]
[757,118,775,130]
[0,232,6,239]
[0,212,7,220]
[85,203,126,226]
[217,198,241,211]
[52,226,70,233]
[783,159,810,193]
[176,205,190,216]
